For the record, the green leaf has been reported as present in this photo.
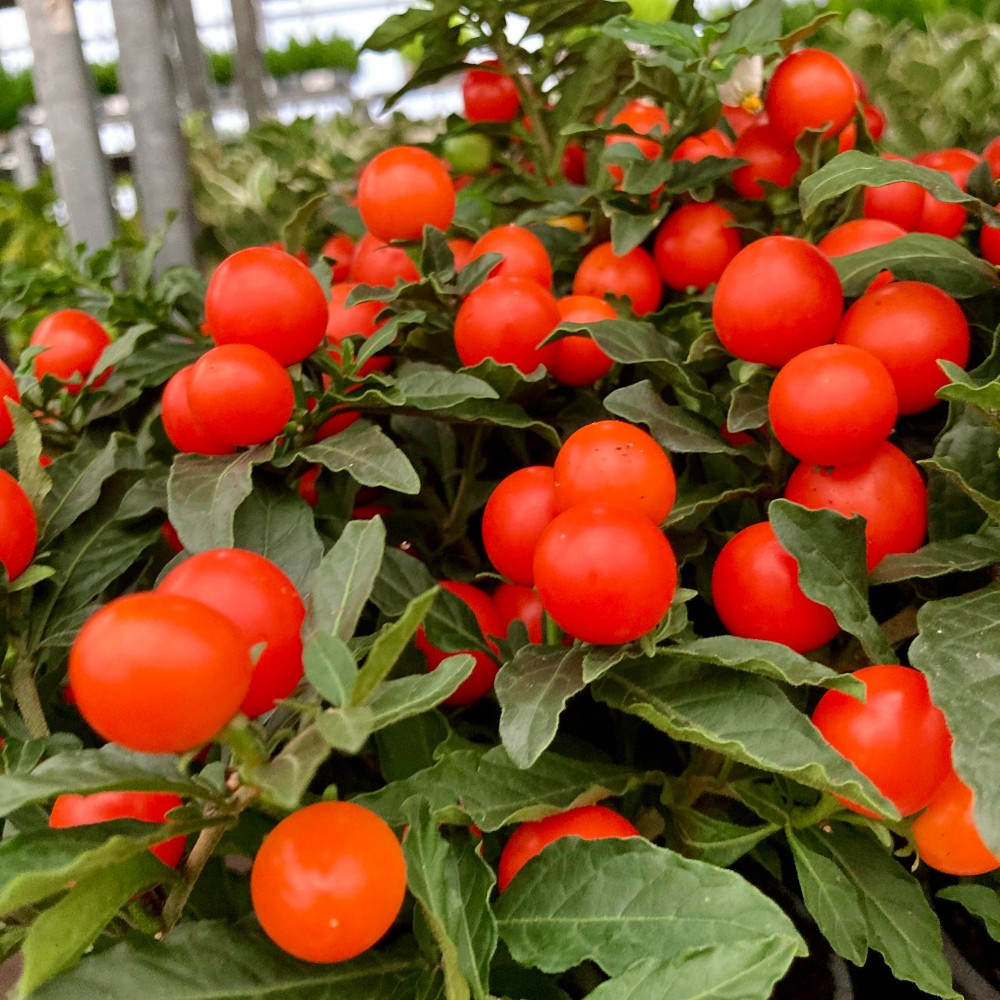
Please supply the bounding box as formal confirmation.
[666,483,767,529]
[8,402,49,512]
[588,322,682,366]
[592,658,897,815]
[871,527,1000,583]
[247,727,331,811]
[496,837,804,976]
[769,500,897,665]
[672,808,778,867]
[717,0,783,58]
[936,362,1000,414]
[355,746,651,832]
[0,817,208,916]
[372,546,437,618]
[305,517,386,641]
[304,633,358,707]
[365,655,475,730]
[395,365,499,411]
[790,825,958,998]
[231,480,323,593]
[800,151,1000,226]
[831,234,1000,299]
[937,884,1000,943]
[402,799,497,1000]
[603,380,733,455]
[315,705,375,755]
[926,406,1000,539]
[496,646,589,770]
[0,745,211,819]
[29,922,425,999]
[585,940,803,1000]
[909,586,1000,854]
[18,852,168,996]
[41,434,130,545]
[923,456,1000,524]
[668,636,865,693]
[296,420,420,494]
[354,587,439,705]
[166,445,274,552]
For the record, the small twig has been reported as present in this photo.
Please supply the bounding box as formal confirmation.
[160,783,259,933]
[11,639,49,740]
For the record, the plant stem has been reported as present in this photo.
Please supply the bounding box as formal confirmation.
[160,783,259,933]
[790,795,843,830]
[441,424,484,544]
[12,639,49,740]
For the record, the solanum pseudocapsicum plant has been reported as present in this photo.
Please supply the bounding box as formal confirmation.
[1,0,1000,995]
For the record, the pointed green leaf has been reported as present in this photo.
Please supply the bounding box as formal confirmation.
[29,922,425,1000]
[353,587,438,706]
[585,940,803,1000]
[0,746,213,819]
[496,646,588,770]
[909,586,1000,854]
[355,746,652,832]
[7,402,48,512]
[769,500,897,665]
[304,633,358,707]
[297,420,420,494]
[402,799,497,1000]
[496,838,805,976]
[18,852,168,996]
[791,825,958,998]
[937,885,1000,943]
[871,527,1000,583]
[366,654,475,730]
[305,517,386,641]
[167,445,274,552]
[592,658,896,815]
[315,705,375,755]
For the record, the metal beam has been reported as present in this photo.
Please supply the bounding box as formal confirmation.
[165,0,215,135]
[17,0,116,250]
[109,0,198,271]
[229,0,270,127]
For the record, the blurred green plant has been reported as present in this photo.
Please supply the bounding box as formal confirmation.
[186,108,432,262]
[806,6,1000,156]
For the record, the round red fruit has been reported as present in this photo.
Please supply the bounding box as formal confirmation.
[50,792,186,867]
[492,583,544,645]
[913,772,1000,876]
[498,804,639,891]
[765,49,858,141]
[205,246,327,366]
[654,202,741,292]
[548,295,615,387]
[533,503,678,645]
[483,466,558,586]
[251,801,406,962]
[572,243,662,316]
[30,309,111,393]
[0,469,37,582]
[712,236,844,367]
[812,664,952,817]
[415,581,502,706]
[469,225,553,289]
[158,548,306,719]
[731,123,801,200]
[187,345,294,447]
[350,233,420,287]
[784,441,927,571]
[554,420,675,524]
[768,344,897,467]
[454,276,560,374]
[711,521,839,653]
[462,62,520,123]
[160,365,235,456]
[68,592,254,753]
[358,146,455,243]
[835,280,970,414]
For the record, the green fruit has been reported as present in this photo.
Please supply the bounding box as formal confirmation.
[443,134,495,176]
[627,0,677,22]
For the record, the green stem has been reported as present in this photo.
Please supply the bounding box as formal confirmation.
[790,794,843,830]
[160,783,259,933]
[543,611,561,647]
[441,425,484,544]
[12,641,49,740]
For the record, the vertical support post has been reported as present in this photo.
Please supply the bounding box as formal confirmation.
[109,0,198,271]
[229,0,270,127]
[166,0,216,136]
[17,0,117,250]
[10,125,40,189]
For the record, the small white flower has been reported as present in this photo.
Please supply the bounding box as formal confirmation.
[717,54,764,111]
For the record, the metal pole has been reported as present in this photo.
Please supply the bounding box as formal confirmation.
[10,125,40,189]
[17,0,117,250]
[109,0,198,271]
[229,0,270,127]
[166,0,216,136]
